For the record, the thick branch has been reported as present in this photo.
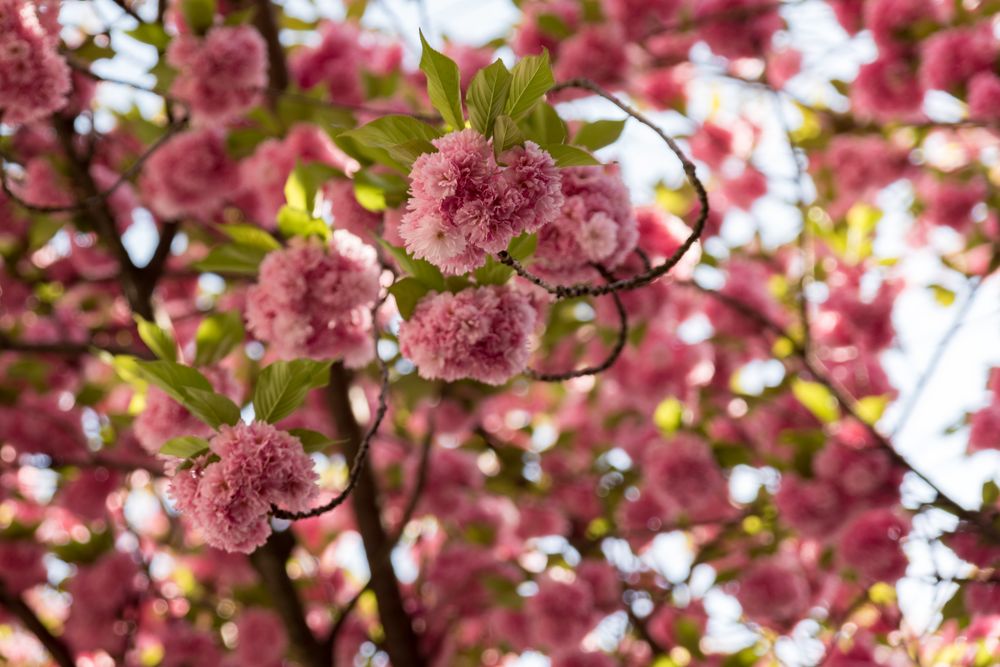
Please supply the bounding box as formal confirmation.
[252,0,289,92]
[249,531,327,667]
[0,583,75,667]
[323,363,425,667]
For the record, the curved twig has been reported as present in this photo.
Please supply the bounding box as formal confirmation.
[272,293,391,520]
[525,264,629,381]
[497,78,709,299]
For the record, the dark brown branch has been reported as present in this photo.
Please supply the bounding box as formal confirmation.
[0,333,152,359]
[108,0,143,21]
[525,264,629,381]
[252,0,289,92]
[498,78,708,299]
[0,583,75,667]
[249,531,328,667]
[321,364,425,667]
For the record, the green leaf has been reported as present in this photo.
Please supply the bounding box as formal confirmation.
[277,205,331,240]
[573,119,626,151]
[542,143,601,167]
[219,224,280,251]
[982,480,1000,506]
[223,5,256,25]
[253,360,333,424]
[193,244,268,276]
[194,311,245,367]
[378,241,446,291]
[493,115,525,156]
[856,394,890,426]
[505,50,555,119]
[388,277,431,320]
[536,13,572,39]
[134,359,214,407]
[418,31,464,130]
[343,115,442,168]
[791,379,840,424]
[653,397,683,435]
[289,428,336,453]
[180,0,216,34]
[474,256,513,286]
[284,162,341,212]
[467,59,512,137]
[930,283,956,307]
[352,170,408,213]
[135,316,176,362]
[519,102,566,145]
[184,387,242,428]
[507,233,537,261]
[160,435,211,459]
[125,24,171,50]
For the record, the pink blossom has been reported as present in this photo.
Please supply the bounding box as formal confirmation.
[64,551,142,653]
[864,0,947,50]
[920,176,987,232]
[443,42,494,93]
[605,0,682,40]
[401,130,561,274]
[694,0,782,60]
[513,1,581,58]
[966,582,1000,616]
[643,434,731,522]
[139,128,239,220]
[56,468,119,521]
[534,165,636,280]
[552,651,617,667]
[689,122,734,170]
[0,540,47,595]
[775,476,848,538]
[767,48,802,89]
[167,25,268,126]
[169,422,319,553]
[289,21,364,104]
[918,24,997,92]
[968,404,1000,452]
[245,232,379,364]
[721,167,767,210]
[527,577,597,649]
[398,285,537,385]
[851,54,925,122]
[820,135,909,202]
[838,509,909,583]
[968,72,1000,121]
[233,608,287,667]
[736,557,812,628]
[159,623,224,667]
[830,0,863,33]
[134,367,240,454]
[553,26,628,93]
[636,66,689,110]
[0,0,71,124]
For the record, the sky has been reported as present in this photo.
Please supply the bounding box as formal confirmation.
[54,0,1000,663]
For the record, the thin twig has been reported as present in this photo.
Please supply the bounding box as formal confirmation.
[498,78,709,298]
[525,264,629,381]
[0,583,75,667]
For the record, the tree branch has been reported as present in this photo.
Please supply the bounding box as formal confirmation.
[249,531,328,667]
[0,583,75,667]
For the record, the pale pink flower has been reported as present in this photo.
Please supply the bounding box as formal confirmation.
[534,165,637,281]
[851,54,925,122]
[167,25,268,126]
[0,0,70,124]
[169,422,319,553]
[864,0,948,49]
[838,509,909,583]
[920,176,987,232]
[289,21,364,104]
[776,476,848,538]
[401,130,561,274]
[767,47,802,89]
[968,404,1000,453]
[736,557,812,628]
[918,23,997,93]
[968,72,1000,121]
[233,609,287,667]
[159,623,224,667]
[553,26,628,93]
[0,540,47,595]
[643,434,731,522]
[245,232,379,364]
[605,0,682,40]
[689,122,734,170]
[721,167,768,210]
[139,128,239,220]
[398,285,538,385]
[528,577,597,650]
[694,0,782,60]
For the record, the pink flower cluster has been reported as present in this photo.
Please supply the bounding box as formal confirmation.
[64,551,142,654]
[245,231,379,364]
[167,25,268,126]
[735,557,812,629]
[533,165,637,280]
[694,0,782,60]
[400,130,563,274]
[168,422,318,553]
[0,0,70,124]
[139,128,239,220]
[398,285,538,385]
[968,368,1000,453]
